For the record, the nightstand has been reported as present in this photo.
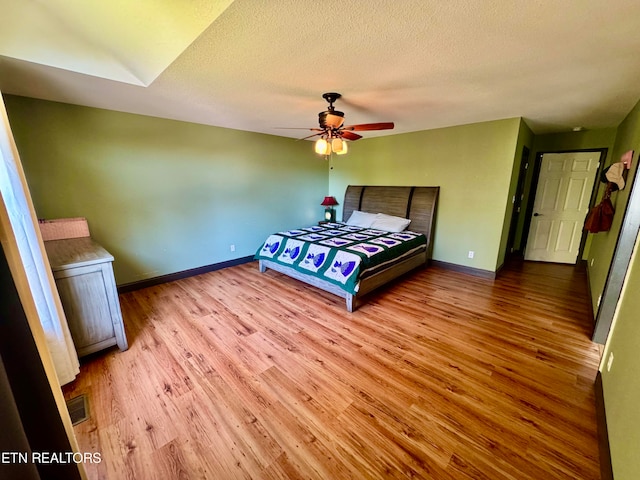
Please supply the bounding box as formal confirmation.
[44,237,128,357]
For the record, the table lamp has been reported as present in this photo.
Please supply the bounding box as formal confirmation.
[320,196,338,222]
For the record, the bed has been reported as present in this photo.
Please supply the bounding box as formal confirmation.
[256,185,439,311]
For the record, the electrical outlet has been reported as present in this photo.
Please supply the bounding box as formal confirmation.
[468,251,475,259]
[230,244,236,252]
[607,352,614,372]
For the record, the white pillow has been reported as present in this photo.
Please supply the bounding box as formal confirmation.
[370,213,411,232]
[345,210,378,228]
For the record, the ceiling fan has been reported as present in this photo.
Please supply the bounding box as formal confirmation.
[298,92,394,156]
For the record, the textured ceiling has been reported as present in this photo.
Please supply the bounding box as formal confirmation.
[2,0,640,139]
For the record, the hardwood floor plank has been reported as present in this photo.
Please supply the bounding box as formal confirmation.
[195,376,284,470]
[70,411,108,480]
[336,400,456,480]
[260,399,359,480]
[64,259,602,479]
[150,440,193,480]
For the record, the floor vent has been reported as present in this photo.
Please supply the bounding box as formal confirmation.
[66,394,89,425]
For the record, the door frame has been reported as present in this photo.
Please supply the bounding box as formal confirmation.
[506,146,530,257]
[521,148,608,264]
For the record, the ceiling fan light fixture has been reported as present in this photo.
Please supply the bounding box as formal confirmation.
[304,92,393,157]
[319,111,345,129]
[332,138,347,155]
[326,112,344,128]
[315,138,330,155]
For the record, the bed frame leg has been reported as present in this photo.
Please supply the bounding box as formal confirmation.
[346,294,355,312]
[259,260,266,273]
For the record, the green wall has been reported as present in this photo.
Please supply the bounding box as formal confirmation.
[5,95,528,281]
[532,128,618,154]
[600,236,640,480]
[329,118,523,272]
[4,95,328,285]
[586,101,640,313]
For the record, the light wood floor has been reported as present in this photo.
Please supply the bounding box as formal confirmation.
[64,258,602,479]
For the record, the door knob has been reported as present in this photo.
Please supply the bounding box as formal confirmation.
[533,213,542,217]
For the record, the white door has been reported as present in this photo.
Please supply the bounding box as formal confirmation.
[525,152,599,263]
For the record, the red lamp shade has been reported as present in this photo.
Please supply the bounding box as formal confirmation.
[320,196,339,206]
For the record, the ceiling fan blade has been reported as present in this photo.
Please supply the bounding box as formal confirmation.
[340,131,362,141]
[275,127,324,131]
[297,132,325,141]
[342,122,395,131]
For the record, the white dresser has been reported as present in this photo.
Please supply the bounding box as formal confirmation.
[44,237,128,357]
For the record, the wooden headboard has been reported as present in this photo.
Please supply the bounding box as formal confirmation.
[342,185,439,258]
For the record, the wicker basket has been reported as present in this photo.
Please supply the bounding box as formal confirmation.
[39,217,90,241]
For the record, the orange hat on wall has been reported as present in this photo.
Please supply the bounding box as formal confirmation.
[605,162,625,190]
